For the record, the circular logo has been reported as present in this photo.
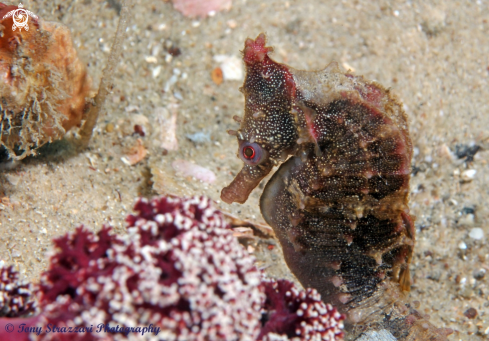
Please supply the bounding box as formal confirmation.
[13,9,28,28]
[2,4,38,32]
[5,323,14,333]
[11,8,29,31]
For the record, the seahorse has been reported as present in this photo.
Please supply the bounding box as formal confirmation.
[221,33,452,340]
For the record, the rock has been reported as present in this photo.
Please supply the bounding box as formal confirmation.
[468,227,484,240]
[473,268,486,280]
[463,307,477,319]
[458,213,475,227]
[357,329,397,341]
[461,169,476,182]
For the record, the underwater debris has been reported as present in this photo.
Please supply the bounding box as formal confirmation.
[186,131,211,144]
[454,143,480,163]
[0,0,135,159]
[78,0,134,149]
[211,66,224,85]
[0,2,91,159]
[155,103,179,151]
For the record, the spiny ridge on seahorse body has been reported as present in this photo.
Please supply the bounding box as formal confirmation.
[221,33,453,341]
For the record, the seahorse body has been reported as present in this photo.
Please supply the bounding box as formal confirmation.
[221,34,452,340]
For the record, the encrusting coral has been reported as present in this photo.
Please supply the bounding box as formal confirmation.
[38,196,264,341]
[0,2,91,159]
[0,260,37,317]
[0,195,345,341]
[260,278,344,341]
[0,261,40,341]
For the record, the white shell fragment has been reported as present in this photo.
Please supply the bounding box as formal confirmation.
[172,0,232,18]
[121,139,148,166]
[461,169,476,182]
[469,228,484,240]
[172,159,216,183]
[155,105,179,151]
[213,55,243,81]
[186,131,211,144]
[357,329,397,341]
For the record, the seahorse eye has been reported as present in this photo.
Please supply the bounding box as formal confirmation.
[239,142,264,166]
[243,146,255,159]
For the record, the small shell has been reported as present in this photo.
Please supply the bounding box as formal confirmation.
[172,0,232,18]
[155,104,178,151]
[213,55,244,81]
[172,159,216,183]
[121,139,148,166]
[211,67,223,85]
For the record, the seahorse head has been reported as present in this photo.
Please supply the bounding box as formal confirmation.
[221,34,299,204]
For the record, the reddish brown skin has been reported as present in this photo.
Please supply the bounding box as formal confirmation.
[222,34,452,340]
[221,35,298,204]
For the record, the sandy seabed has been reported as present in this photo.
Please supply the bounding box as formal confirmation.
[1,0,489,340]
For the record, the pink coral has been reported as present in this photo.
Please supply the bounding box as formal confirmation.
[259,278,344,341]
[0,260,37,317]
[0,195,344,341]
[36,226,119,340]
[0,261,38,341]
[37,196,263,340]
[38,226,118,305]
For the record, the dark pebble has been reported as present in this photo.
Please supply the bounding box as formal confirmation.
[464,307,477,319]
[473,268,486,280]
[454,144,480,162]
